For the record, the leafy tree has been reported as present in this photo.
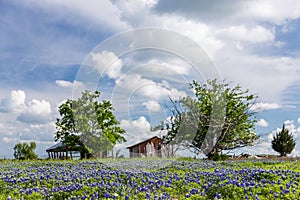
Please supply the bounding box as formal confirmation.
[272,124,296,157]
[13,141,38,160]
[155,79,259,159]
[55,90,126,159]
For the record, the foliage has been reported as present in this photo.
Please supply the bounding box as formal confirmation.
[0,159,300,199]
[272,124,296,157]
[156,79,259,159]
[13,142,38,160]
[55,90,126,159]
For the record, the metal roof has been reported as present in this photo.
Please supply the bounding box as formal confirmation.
[46,142,66,152]
[126,136,161,149]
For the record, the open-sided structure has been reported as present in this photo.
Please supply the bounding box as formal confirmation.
[46,142,80,159]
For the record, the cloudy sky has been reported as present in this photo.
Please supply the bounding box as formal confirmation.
[1,0,300,158]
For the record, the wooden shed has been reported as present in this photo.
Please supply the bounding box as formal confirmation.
[46,142,80,160]
[127,136,162,158]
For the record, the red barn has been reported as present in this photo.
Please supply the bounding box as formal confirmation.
[127,136,162,158]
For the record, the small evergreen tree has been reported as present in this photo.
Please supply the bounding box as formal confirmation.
[272,124,296,157]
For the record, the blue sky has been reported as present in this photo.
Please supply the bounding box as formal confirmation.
[1,0,300,158]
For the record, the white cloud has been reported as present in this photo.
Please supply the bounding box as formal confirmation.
[153,0,300,26]
[120,116,151,134]
[91,51,123,79]
[2,137,18,144]
[135,59,190,77]
[113,1,224,57]
[143,100,161,112]
[257,119,269,127]
[56,80,74,88]
[55,80,84,88]
[0,123,17,136]
[283,122,299,138]
[250,141,273,155]
[297,118,300,124]
[284,120,294,125]
[0,90,26,113]
[22,122,56,142]
[17,99,52,124]
[161,17,224,57]
[290,149,300,157]
[217,25,274,43]
[216,51,300,102]
[271,120,299,140]
[242,0,300,25]
[268,133,274,142]
[116,73,187,101]
[22,0,129,31]
[250,102,281,112]
[2,0,300,159]
[113,0,300,103]
[120,116,157,146]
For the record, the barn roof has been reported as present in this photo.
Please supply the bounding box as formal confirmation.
[126,136,161,149]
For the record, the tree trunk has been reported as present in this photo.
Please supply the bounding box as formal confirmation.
[80,150,85,159]
[280,152,286,157]
[206,147,219,160]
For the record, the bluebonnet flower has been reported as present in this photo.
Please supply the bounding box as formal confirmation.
[190,188,198,195]
[215,192,221,199]
[104,191,110,198]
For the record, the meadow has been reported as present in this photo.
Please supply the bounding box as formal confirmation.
[0,158,300,200]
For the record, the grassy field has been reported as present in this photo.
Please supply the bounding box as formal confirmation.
[0,158,299,199]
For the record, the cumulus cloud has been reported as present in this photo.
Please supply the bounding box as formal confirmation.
[268,133,274,142]
[120,116,158,145]
[217,25,274,43]
[270,119,300,141]
[113,0,300,103]
[22,0,129,31]
[143,100,161,112]
[20,123,56,142]
[132,59,190,78]
[116,74,187,101]
[216,51,300,102]
[284,120,294,125]
[242,0,300,25]
[0,90,26,113]
[256,119,269,127]
[120,116,151,135]
[17,99,52,124]
[154,0,300,25]
[91,51,123,79]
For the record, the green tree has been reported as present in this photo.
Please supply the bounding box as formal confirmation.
[156,79,259,159]
[13,141,38,160]
[55,90,126,159]
[272,124,296,157]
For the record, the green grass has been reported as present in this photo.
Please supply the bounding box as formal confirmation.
[0,158,299,199]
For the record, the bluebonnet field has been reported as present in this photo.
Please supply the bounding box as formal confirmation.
[0,158,300,199]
